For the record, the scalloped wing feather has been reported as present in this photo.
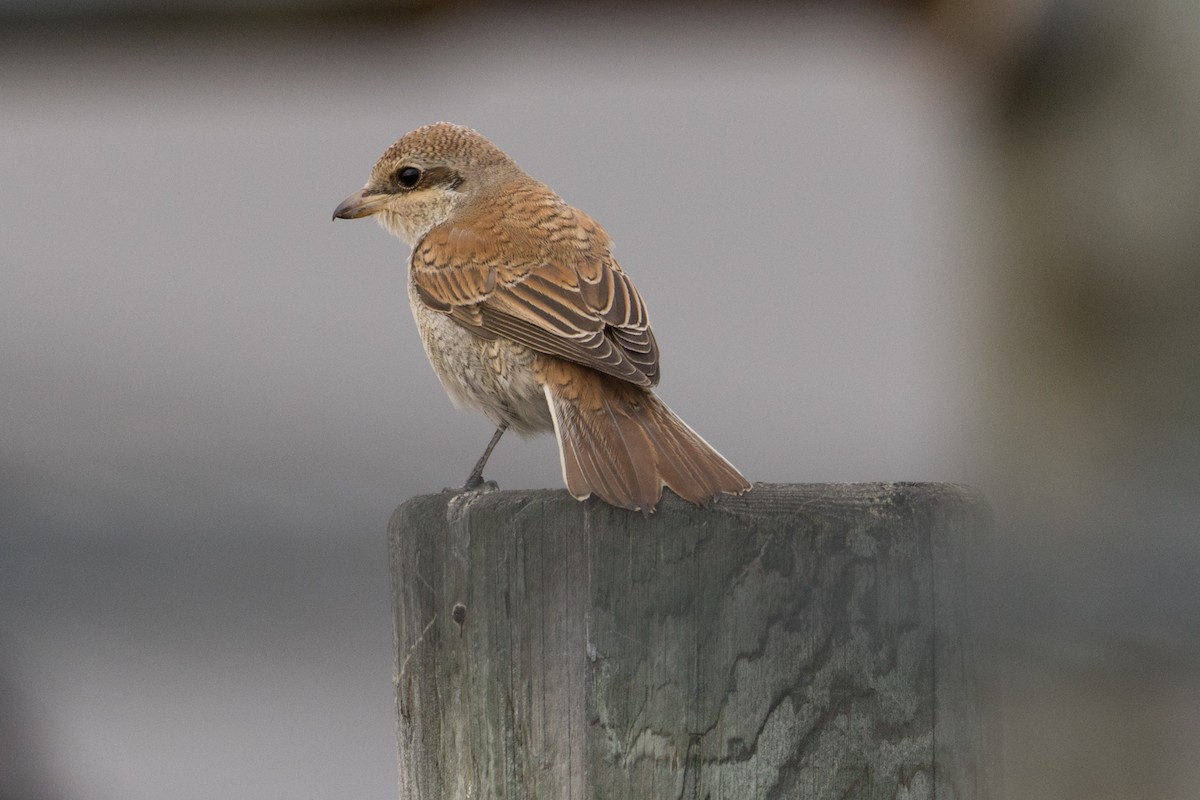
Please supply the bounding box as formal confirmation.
[411,203,660,387]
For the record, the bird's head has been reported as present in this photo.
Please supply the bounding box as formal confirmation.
[333,122,517,247]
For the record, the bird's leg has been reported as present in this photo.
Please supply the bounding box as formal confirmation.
[463,422,508,490]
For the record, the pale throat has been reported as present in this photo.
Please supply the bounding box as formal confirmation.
[374,190,462,248]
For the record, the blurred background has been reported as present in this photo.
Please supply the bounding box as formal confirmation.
[2,0,1198,798]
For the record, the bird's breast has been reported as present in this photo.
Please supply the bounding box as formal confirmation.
[407,275,553,435]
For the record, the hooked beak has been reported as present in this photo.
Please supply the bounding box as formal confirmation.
[332,189,388,220]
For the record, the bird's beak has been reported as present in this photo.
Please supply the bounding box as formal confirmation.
[333,189,389,221]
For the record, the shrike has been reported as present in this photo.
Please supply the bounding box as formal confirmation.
[334,123,749,512]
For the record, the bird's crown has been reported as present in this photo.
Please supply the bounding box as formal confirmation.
[370,122,515,182]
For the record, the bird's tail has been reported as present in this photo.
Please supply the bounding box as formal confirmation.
[541,364,750,512]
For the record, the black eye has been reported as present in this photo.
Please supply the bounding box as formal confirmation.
[395,166,422,188]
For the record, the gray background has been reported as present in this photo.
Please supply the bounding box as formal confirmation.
[3,2,1198,799]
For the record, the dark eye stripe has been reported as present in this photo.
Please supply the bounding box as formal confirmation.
[422,166,464,190]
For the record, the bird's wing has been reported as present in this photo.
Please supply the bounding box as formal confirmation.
[411,206,659,387]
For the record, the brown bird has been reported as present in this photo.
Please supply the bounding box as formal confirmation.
[333,122,749,512]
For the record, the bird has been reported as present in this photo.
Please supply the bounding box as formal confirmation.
[333,122,750,512]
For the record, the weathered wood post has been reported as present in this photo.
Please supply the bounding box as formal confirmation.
[389,483,986,799]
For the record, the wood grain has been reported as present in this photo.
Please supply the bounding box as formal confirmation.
[389,483,987,799]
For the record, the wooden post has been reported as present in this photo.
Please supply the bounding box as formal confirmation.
[389,483,987,799]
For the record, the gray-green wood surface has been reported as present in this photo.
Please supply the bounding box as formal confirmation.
[389,483,986,799]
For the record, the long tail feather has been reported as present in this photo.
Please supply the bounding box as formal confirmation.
[542,365,750,512]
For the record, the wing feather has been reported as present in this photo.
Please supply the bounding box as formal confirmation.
[411,197,660,387]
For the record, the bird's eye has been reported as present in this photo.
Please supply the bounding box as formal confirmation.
[395,166,422,188]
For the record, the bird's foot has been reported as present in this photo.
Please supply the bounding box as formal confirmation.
[442,479,499,494]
